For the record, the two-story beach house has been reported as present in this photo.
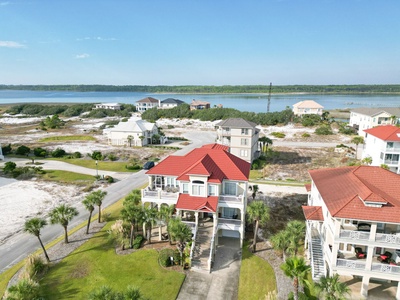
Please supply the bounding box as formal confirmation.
[141,144,250,272]
[105,117,158,147]
[349,107,400,137]
[363,125,400,174]
[135,97,160,113]
[215,118,260,163]
[190,100,210,110]
[303,166,400,299]
[292,100,324,116]
[159,98,185,109]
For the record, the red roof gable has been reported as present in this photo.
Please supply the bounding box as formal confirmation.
[364,125,400,141]
[302,206,324,221]
[146,146,250,182]
[309,166,400,223]
[176,194,218,212]
[202,143,230,151]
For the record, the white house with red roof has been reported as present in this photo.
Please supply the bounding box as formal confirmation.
[141,143,250,272]
[363,125,400,174]
[135,97,160,113]
[303,166,400,299]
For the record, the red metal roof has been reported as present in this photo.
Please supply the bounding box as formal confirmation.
[176,194,219,212]
[305,184,311,192]
[146,144,250,182]
[202,143,230,151]
[302,206,324,221]
[364,125,400,141]
[309,166,400,223]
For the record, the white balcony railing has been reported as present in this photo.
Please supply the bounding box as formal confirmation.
[337,259,400,275]
[218,218,241,231]
[141,189,179,202]
[375,233,400,245]
[219,194,243,203]
[339,230,400,246]
[339,230,370,240]
[383,159,399,165]
[371,263,400,274]
[337,259,366,270]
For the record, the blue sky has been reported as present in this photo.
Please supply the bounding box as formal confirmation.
[0,0,399,85]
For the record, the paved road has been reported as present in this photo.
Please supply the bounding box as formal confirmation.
[0,130,216,273]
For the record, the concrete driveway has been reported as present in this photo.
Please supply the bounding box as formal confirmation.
[177,237,242,300]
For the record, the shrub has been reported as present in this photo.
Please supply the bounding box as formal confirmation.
[315,125,333,135]
[24,255,48,280]
[33,147,47,157]
[51,148,66,157]
[73,151,82,158]
[3,161,17,174]
[301,133,311,138]
[91,151,102,160]
[125,164,141,170]
[107,153,118,161]
[271,132,285,138]
[133,235,144,249]
[167,125,175,129]
[16,145,31,156]
[105,175,114,183]
[121,118,128,122]
[1,143,12,155]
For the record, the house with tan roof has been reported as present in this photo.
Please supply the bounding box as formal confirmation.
[141,144,250,272]
[215,118,260,163]
[303,166,400,299]
[190,100,210,110]
[349,107,400,137]
[363,125,400,174]
[135,97,160,113]
[292,100,324,116]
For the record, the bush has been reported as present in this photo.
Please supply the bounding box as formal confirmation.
[73,151,82,158]
[121,118,128,122]
[51,148,66,157]
[301,114,322,127]
[133,235,144,249]
[3,161,17,174]
[301,133,311,138]
[24,255,48,280]
[271,132,285,138]
[107,153,118,161]
[105,175,114,183]
[33,147,47,157]
[16,145,31,156]
[1,143,12,155]
[91,151,102,160]
[125,164,141,170]
[315,125,333,135]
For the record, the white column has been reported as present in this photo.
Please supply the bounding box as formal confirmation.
[360,276,370,299]
[195,212,199,226]
[396,281,400,300]
[158,205,162,241]
[148,176,152,187]
[365,246,374,271]
[0,142,4,160]
[369,223,377,241]
[331,243,339,268]
[333,219,341,238]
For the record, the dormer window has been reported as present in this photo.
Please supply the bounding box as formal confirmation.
[192,180,205,196]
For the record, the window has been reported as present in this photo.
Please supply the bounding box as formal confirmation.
[224,182,236,195]
[192,180,205,196]
[222,207,236,218]
[182,183,189,194]
[166,177,176,187]
[387,142,394,149]
[208,185,217,196]
[240,149,248,157]
[241,128,249,135]
[241,138,248,146]
[223,127,230,132]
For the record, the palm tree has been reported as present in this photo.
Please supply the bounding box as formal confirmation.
[5,278,40,300]
[285,220,306,256]
[168,218,192,266]
[362,156,372,165]
[158,204,175,242]
[248,184,259,199]
[82,194,96,234]
[270,230,290,261]
[91,190,107,223]
[351,136,364,158]
[121,202,144,248]
[127,135,133,147]
[281,256,311,300]
[141,206,157,244]
[24,217,50,262]
[315,274,350,300]
[259,136,273,154]
[49,204,79,243]
[247,200,270,252]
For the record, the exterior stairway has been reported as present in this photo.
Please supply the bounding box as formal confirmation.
[191,219,213,272]
[310,235,326,280]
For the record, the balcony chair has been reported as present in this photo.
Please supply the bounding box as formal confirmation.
[355,247,366,259]
[378,251,392,263]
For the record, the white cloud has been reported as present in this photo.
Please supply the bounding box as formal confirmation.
[76,36,117,41]
[75,53,90,59]
[0,41,25,48]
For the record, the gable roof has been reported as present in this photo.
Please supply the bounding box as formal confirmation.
[191,100,210,106]
[216,118,257,128]
[136,97,159,104]
[364,125,400,141]
[176,194,219,212]
[201,143,230,151]
[293,100,323,109]
[146,144,250,182]
[309,166,400,223]
[302,206,324,221]
[350,107,400,117]
[109,117,155,133]
[161,98,185,104]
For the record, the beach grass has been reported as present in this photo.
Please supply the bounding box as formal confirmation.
[39,135,96,142]
[41,170,95,185]
[48,158,136,173]
[238,242,277,300]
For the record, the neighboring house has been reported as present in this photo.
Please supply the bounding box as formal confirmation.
[190,100,210,110]
[303,166,400,299]
[292,100,324,116]
[135,97,160,113]
[362,125,400,174]
[141,144,250,272]
[349,107,400,137]
[105,117,158,147]
[215,118,260,163]
[160,98,185,109]
[94,103,121,110]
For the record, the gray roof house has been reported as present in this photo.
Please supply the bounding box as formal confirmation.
[160,98,186,109]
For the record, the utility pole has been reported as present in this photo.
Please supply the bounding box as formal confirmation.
[267,82,272,113]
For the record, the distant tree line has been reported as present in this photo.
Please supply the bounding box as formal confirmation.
[141,103,294,125]
[1,84,400,94]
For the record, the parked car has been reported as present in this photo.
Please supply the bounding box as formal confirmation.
[143,161,155,170]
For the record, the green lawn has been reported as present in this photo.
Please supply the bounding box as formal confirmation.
[41,170,96,185]
[238,243,277,300]
[49,158,137,173]
[39,135,96,142]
